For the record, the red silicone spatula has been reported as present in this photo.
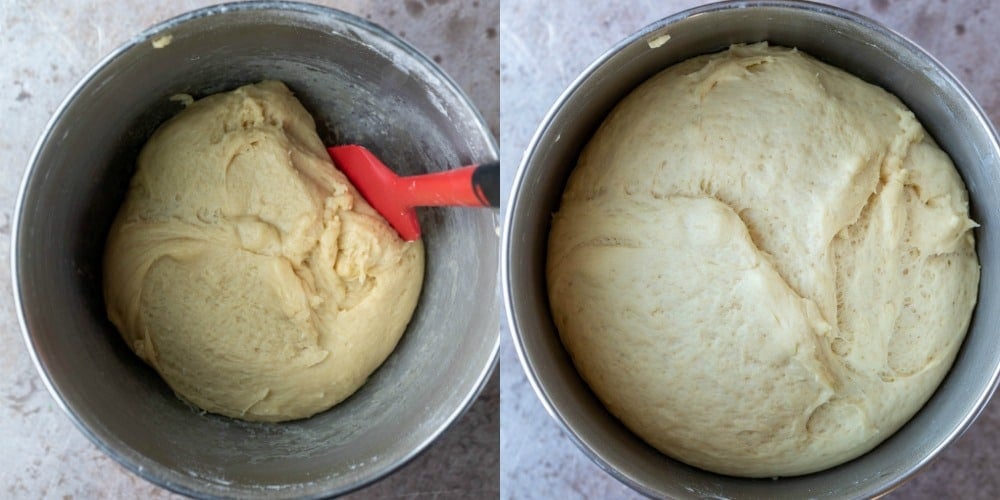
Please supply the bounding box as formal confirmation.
[327,145,499,241]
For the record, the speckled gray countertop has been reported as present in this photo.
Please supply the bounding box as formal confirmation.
[5,0,1000,498]
[500,0,1000,498]
[0,0,497,497]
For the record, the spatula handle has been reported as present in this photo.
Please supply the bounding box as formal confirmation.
[404,161,500,208]
[471,161,500,207]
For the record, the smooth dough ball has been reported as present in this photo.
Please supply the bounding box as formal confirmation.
[547,44,979,477]
[104,81,424,422]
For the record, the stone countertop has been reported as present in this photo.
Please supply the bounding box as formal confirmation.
[0,0,498,498]
[500,0,1000,498]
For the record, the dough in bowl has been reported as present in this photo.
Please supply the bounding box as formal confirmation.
[104,81,424,422]
[547,44,979,477]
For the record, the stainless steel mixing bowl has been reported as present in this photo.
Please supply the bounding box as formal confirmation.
[503,1,1000,497]
[13,2,498,497]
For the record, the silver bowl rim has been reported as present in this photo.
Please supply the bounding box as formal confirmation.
[12,1,499,497]
[501,0,1000,497]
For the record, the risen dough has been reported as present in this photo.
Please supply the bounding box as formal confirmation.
[104,81,424,422]
[547,44,979,477]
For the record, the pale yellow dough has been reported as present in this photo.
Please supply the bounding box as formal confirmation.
[547,44,979,477]
[104,81,424,422]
